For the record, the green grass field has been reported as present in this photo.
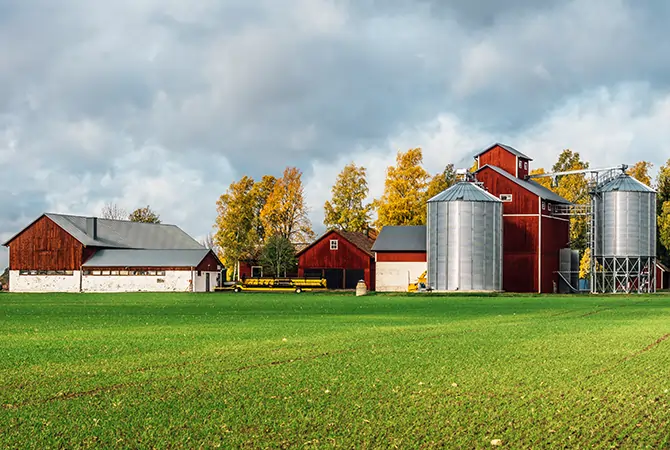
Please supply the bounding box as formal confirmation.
[1,292,669,449]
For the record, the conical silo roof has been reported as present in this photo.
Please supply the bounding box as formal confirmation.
[598,174,656,193]
[427,181,502,203]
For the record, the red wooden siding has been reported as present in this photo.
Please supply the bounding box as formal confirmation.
[478,145,519,178]
[541,215,570,293]
[8,216,84,271]
[197,251,221,271]
[503,216,539,292]
[518,158,530,179]
[298,230,374,289]
[375,252,427,262]
[476,167,539,214]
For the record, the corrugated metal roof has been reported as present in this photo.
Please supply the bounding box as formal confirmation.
[473,143,533,161]
[45,213,204,249]
[598,174,656,193]
[428,181,502,203]
[479,165,572,205]
[371,226,426,252]
[83,249,212,267]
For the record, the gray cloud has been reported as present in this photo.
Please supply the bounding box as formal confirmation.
[2,0,670,269]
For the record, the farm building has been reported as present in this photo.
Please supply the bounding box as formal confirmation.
[474,143,571,293]
[371,226,427,292]
[3,213,223,293]
[297,229,376,290]
[656,262,669,290]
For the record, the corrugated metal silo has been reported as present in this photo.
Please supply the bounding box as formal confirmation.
[426,181,503,291]
[591,173,657,293]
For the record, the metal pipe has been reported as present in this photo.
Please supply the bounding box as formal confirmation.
[527,164,628,179]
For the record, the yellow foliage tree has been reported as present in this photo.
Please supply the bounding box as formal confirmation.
[529,168,554,190]
[249,175,276,244]
[373,148,430,228]
[469,160,478,173]
[552,150,590,251]
[214,176,256,280]
[261,167,315,244]
[659,201,670,257]
[425,164,457,201]
[579,248,591,279]
[323,162,371,232]
[626,161,653,187]
[655,160,670,265]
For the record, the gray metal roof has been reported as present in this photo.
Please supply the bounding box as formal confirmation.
[598,174,656,193]
[427,181,502,203]
[371,225,426,252]
[479,165,572,205]
[473,143,533,161]
[44,213,204,249]
[83,249,212,267]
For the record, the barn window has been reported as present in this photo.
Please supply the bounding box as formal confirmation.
[518,160,522,168]
[500,194,512,202]
[524,162,528,170]
[330,239,339,250]
[542,201,546,210]
[157,271,166,276]
[251,266,263,278]
[548,203,552,212]
[111,270,120,276]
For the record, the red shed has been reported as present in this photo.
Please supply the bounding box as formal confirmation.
[297,229,376,290]
[474,144,571,293]
[657,262,669,290]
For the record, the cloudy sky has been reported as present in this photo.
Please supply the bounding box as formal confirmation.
[2,0,670,268]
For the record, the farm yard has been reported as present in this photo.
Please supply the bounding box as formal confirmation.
[1,292,669,448]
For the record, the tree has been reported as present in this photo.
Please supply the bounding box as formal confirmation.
[552,150,590,252]
[627,161,653,187]
[373,148,430,228]
[101,202,127,220]
[655,160,670,266]
[659,202,670,260]
[469,160,478,173]
[323,162,371,232]
[529,168,553,190]
[425,164,457,201]
[128,206,161,223]
[260,167,315,243]
[579,248,591,280]
[200,232,221,256]
[249,175,277,244]
[260,235,297,277]
[214,176,256,280]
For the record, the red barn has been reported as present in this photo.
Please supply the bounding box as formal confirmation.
[297,229,376,290]
[474,143,572,293]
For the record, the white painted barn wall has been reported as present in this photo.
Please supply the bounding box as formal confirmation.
[82,270,193,293]
[193,271,219,292]
[9,271,81,293]
[375,262,427,292]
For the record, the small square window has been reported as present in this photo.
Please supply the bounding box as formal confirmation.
[330,239,338,250]
[524,162,528,170]
[518,160,523,168]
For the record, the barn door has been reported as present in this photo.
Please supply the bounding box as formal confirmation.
[205,273,210,292]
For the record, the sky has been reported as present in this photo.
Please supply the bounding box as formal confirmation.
[2,0,670,269]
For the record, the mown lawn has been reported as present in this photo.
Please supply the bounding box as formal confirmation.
[0,291,669,449]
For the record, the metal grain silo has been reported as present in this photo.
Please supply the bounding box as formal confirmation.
[591,173,657,293]
[426,181,503,292]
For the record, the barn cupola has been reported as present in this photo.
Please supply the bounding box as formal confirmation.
[473,143,532,179]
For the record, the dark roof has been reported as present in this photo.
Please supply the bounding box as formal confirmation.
[371,226,426,252]
[473,143,533,161]
[83,249,216,267]
[3,213,204,249]
[478,165,572,205]
[428,181,502,203]
[598,174,656,193]
[296,229,376,257]
[657,262,670,272]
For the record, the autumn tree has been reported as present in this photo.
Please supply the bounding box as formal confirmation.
[260,167,315,243]
[373,148,430,228]
[627,161,653,187]
[657,159,670,265]
[200,232,222,257]
[529,168,554,190]
[323,162,371,232]
[552,150,590,252]
[214,177,256,280]
[129,205,161,223]
[260,235,297,277]
[249,175,277,243]
[579,248,591,280]
[101,202,127,220]
[425,164,457,201]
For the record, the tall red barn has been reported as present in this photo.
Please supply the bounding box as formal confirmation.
[474,143,571,293]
